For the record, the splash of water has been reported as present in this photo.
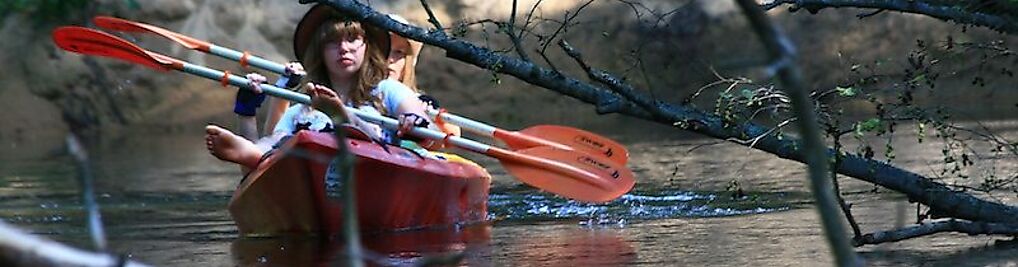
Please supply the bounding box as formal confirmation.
[487,190,790,226]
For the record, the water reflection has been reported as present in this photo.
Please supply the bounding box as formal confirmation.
[231,224,492,266]
[230,223,639,266]
[494,225,636,266]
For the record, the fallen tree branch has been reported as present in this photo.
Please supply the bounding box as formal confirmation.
[761,0,1018,34]
[307,0,1018,224]
[0,221,147,267]
[854,219,1018,247]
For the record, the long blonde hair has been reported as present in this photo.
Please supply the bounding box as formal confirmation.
[387,14,424,93]
[301,19,389,113]
[393,36,424,92]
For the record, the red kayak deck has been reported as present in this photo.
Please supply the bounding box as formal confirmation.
[228,131,492,236]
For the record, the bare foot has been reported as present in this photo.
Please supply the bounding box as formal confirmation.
[205,125,264,169]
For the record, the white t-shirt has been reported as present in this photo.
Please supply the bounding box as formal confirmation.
[272,79,417,143]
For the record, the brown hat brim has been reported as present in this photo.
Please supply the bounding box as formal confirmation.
[293,4,390,62]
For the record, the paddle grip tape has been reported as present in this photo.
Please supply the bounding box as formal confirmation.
[442,132,454,148]
[421,132,454,150]
[239,51,251,69]
[434,108,449,130]
[430,110,455,149]
[220,70,231,87]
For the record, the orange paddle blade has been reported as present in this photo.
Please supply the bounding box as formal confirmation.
[93,16,212,51]
[515,125,630,165]
[496,146,634,202]
[52,27,176,71]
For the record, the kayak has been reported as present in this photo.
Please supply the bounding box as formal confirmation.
[228,130,492,236]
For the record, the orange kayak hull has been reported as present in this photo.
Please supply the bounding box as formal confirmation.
[228,131,491,236]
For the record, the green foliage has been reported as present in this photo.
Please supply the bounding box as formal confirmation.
[854,118,882,136]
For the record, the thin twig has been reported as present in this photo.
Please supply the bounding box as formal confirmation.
[537,0,595,64]
[519,0,544,40]
[831,135,864,239]
[728,118,796,149]
[419,0,445,34]
[505,0,531,61]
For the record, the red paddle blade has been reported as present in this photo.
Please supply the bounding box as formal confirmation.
[517,125,630,165]
[93,16,211,51]
[500,146,634,202]
[52,27,172,71]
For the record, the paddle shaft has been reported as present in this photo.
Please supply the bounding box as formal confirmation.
[206,45,286,74]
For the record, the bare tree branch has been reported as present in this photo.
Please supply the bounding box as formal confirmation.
[854,219,1018,246]
[762,0,1018,34]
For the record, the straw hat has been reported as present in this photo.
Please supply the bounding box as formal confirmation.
[386,14,424,67]
[293,4,390,62]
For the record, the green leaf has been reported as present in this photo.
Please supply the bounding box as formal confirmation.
[856,118,882,133]
[909,74,927,83]
[835,86,857,97]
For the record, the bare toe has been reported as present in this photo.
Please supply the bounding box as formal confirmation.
[203,125,263,169]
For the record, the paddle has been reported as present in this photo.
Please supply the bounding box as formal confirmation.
[92,16,630,165]
[52,26,634,202]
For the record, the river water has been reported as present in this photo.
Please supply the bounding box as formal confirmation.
[0,120,1016,266]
